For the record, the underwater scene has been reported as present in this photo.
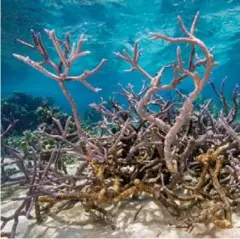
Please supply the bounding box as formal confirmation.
[1,0,240,238]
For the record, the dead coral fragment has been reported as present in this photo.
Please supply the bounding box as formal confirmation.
[196,144,229,165]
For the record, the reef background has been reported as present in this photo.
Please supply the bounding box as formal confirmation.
[2,0,240,114]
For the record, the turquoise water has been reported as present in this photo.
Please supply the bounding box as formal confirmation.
[2,0,240,114]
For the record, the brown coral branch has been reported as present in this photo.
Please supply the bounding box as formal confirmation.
[219,113,240,145]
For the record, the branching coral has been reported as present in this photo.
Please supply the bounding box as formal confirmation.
[115,12,218,173]
[1,13,240,238]
[14,30,106,144]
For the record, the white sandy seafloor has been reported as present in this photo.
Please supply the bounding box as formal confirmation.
[1,161,240,238]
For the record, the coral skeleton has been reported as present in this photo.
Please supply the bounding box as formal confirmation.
[1,12,240,238]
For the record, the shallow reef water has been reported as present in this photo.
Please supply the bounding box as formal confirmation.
[1,0,240,238]
[2,0,240,113]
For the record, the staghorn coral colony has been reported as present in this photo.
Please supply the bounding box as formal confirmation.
[1,13,240,238]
